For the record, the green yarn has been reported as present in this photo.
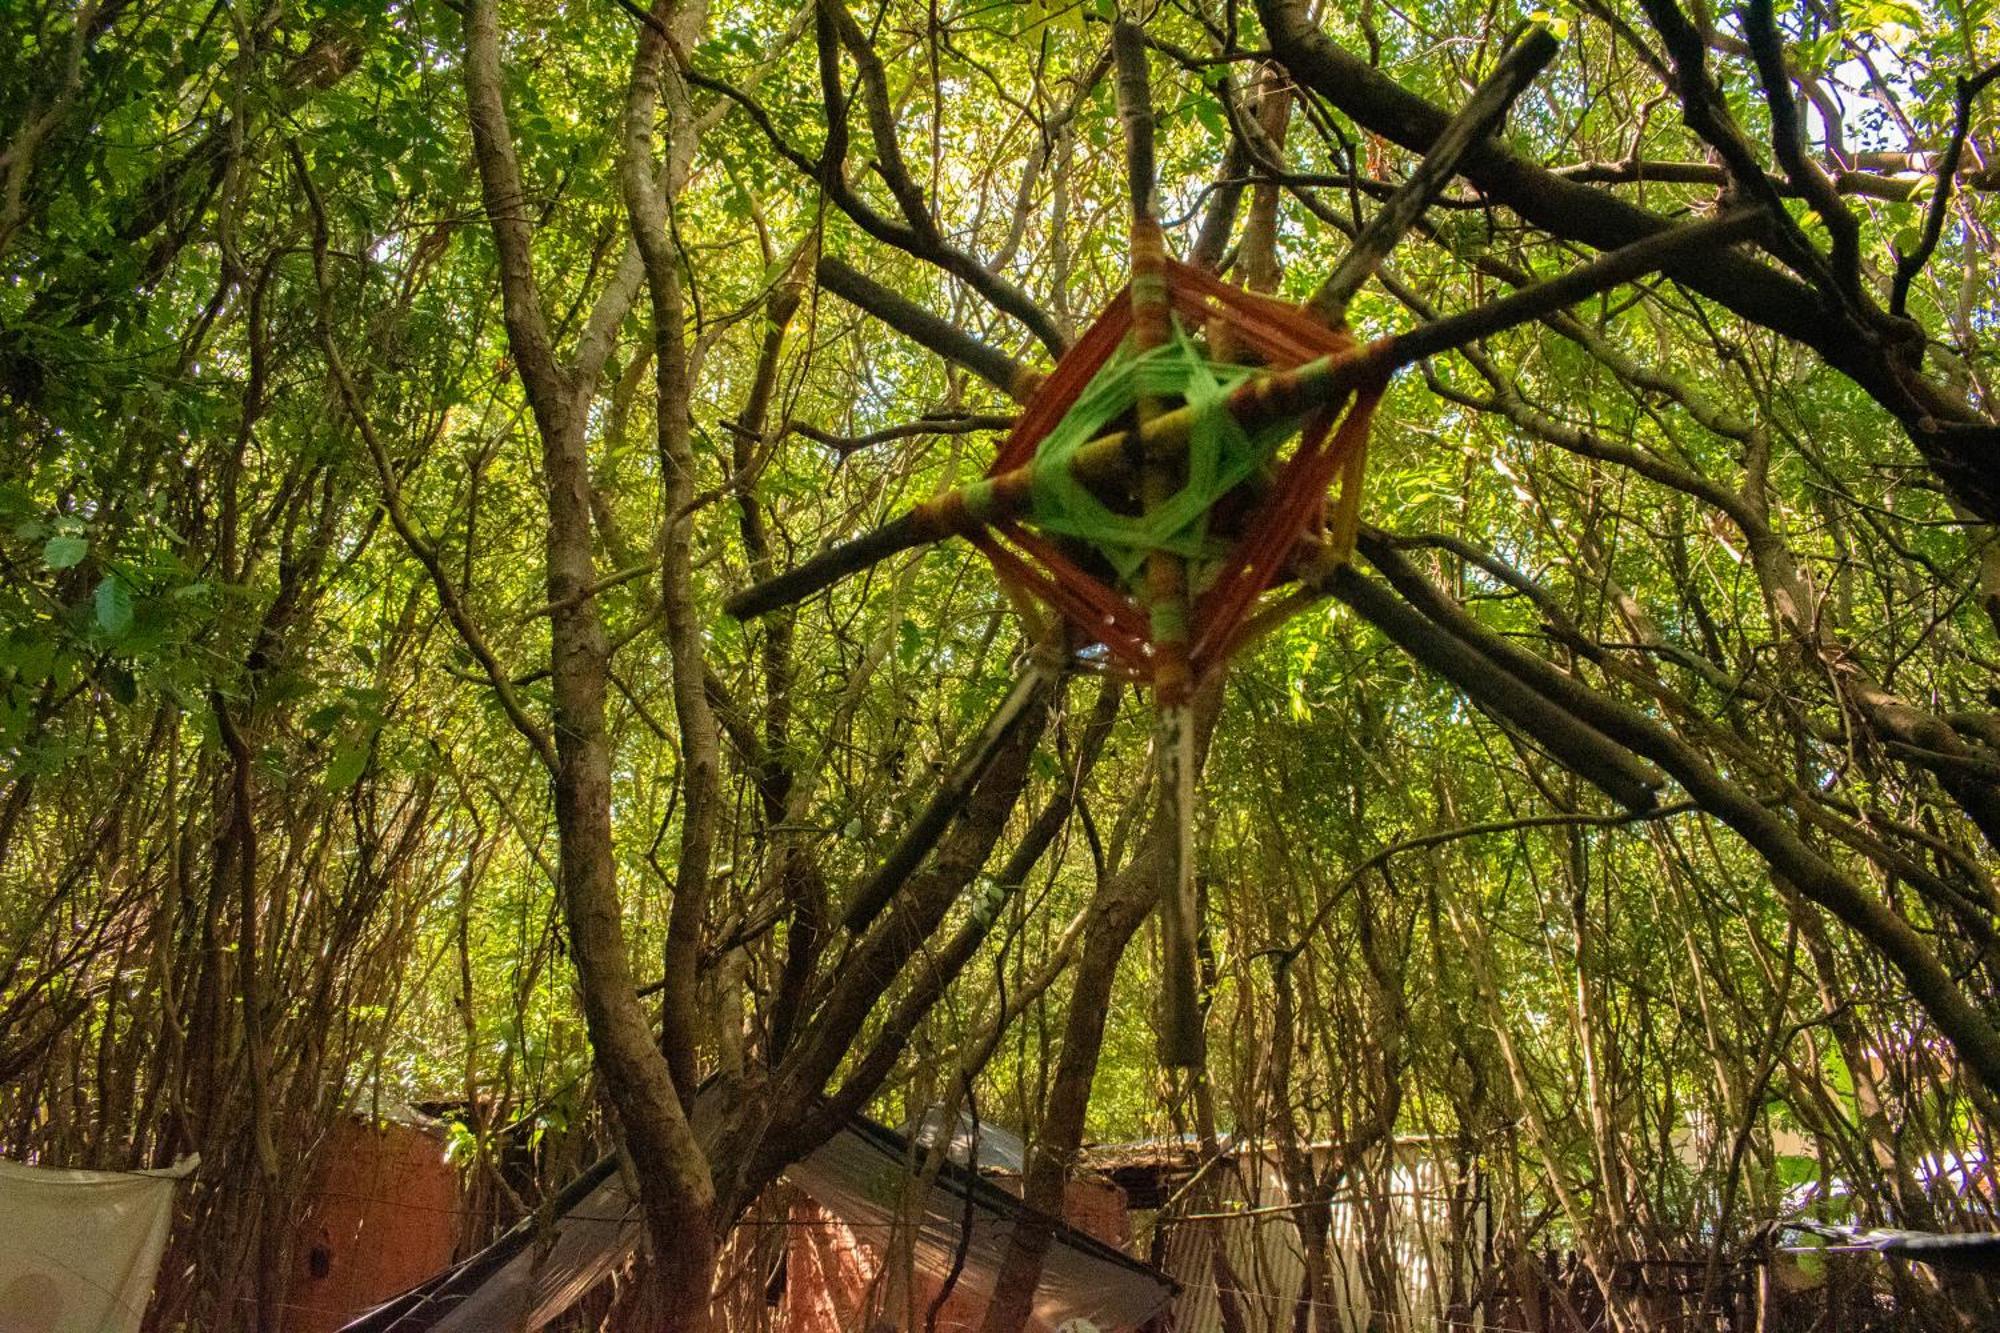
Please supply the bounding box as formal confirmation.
[1028,316,1299,586]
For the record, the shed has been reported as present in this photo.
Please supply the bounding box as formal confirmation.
[287,1111,461,1333]
[342,1098,1173,1332]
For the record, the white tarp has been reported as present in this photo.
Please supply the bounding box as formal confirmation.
[0,1155,195,1333]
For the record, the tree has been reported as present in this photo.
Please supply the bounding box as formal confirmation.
[2,0,1998,1329]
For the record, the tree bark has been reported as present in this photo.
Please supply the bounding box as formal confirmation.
[464,2,719,1325]
[980,679,1226,1333]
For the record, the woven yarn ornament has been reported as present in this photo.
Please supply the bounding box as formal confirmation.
[927,256,1384,690]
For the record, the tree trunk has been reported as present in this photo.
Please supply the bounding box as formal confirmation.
[462,2,719,1325]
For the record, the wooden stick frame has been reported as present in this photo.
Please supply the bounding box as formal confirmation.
[724,206,1766,624]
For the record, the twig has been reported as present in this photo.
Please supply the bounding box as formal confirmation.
[817,256,1043,401]
[791,413,1016,457]
[293,140,558,774]
[522,561,658,618]
[1892,58,2000,316]
[1283,803,1698,959]
[1309,23,1562,325]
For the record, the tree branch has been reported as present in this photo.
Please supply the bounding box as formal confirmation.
[816,256,1044,401]
[1892,58,2000,316]
[1309,22,1561,325]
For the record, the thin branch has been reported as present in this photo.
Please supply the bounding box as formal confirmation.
[1892,58,2000,316]
[1285,798,1699,955]
[1740,0,1863,301]
[522,561,659,618]
[294,143,558,774]
[1309,23,1561,325]
[840,660,1056,931]
[791,413,1016,457]
[816,256,1044,401]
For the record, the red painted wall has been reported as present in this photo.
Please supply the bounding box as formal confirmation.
[284,1117,460,1333]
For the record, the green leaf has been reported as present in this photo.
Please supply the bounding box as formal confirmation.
[325,738,371,790]
[1,631,55,684]
[1528,9,1572,39]
[94,576,134,636]
[305,703,348,734]
[42,535,87,569]
[1190,91,1227,140]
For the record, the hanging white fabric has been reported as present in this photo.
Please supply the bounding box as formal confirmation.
[0,1154,196,1333]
